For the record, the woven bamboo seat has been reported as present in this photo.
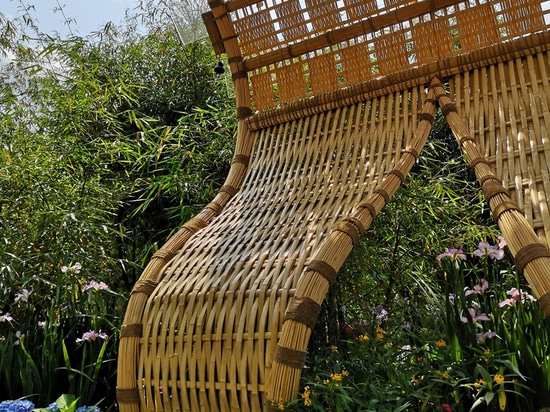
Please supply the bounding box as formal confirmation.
[117,0,550,410]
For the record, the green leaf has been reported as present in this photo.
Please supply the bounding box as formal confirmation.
[55,394,79,412]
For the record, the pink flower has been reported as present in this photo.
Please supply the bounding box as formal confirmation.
[437,248,467,268]
[76,330,108,343]
[83,280,109,291]
[461,308,491,324]
[476,330,498,344]
[14,288,32,303]
[498,288,537,307]
[474,242,505,260]
[0,312,13,323]
[498,236,507,249]
[442,404,453,412]
[465,278,489,296]
[61,262,82,274]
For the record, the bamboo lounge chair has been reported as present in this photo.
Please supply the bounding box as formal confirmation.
[117,0,550,410]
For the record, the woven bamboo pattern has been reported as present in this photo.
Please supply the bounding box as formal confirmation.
[232,0,550,111]
[119,85,427,411]
[449,54,550,248]
[117,0,550,410]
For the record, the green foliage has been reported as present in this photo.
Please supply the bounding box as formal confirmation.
[296,239,549,411]
[304,116,550,411]
[0,2,235,407]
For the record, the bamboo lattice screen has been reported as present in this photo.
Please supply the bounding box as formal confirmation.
[117,0,550,411]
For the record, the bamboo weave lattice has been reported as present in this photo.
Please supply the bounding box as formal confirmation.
[117,0,550,411]
[232,0,550,111]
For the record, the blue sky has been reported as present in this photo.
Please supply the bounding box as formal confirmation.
[2,0,139,37]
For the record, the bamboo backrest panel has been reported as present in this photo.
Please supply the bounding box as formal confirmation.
[117,0,550,411]
[218,0,550,111]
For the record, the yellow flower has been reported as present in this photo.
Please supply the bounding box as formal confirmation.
[385,342,393,348]
[411,375,419,383]
[494,374,505,385]
[330,345,338,353]
[357,334,369,342]
[435,371,449,380]
[342,370,349,377]
[323,379,330,385]
[301,386,313,407]
[278,401,285,410]
[435,339,447,347]
[474,378,487,390]
[331,373,343,382]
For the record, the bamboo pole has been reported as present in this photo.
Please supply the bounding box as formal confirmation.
[265,80,439,406]
[434,81,550,316]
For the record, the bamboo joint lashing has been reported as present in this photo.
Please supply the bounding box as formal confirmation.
[482,180,510,202]
[284,297,322,329]
[131,279,160,295]
[418,112,435,124]
[441,102,457,116]
[458,136,476,145]
[514,243,550,273]
[388,169,406,183]
[232,154,250,166]
[357,202,377,219]
[373,188,390,204]
[206,201,224,215]
[308,260,338,285]
[151,249,175,262]
[273,345,308,369]
[491,201,523,221]
[116,388,141,404]
[183,217,209,232]
[470,157,493,169]
[403,147,420,160]
[120,323,143,338]
[334,219,363,246]
[479,175,500,185]
[220,184,239,196]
